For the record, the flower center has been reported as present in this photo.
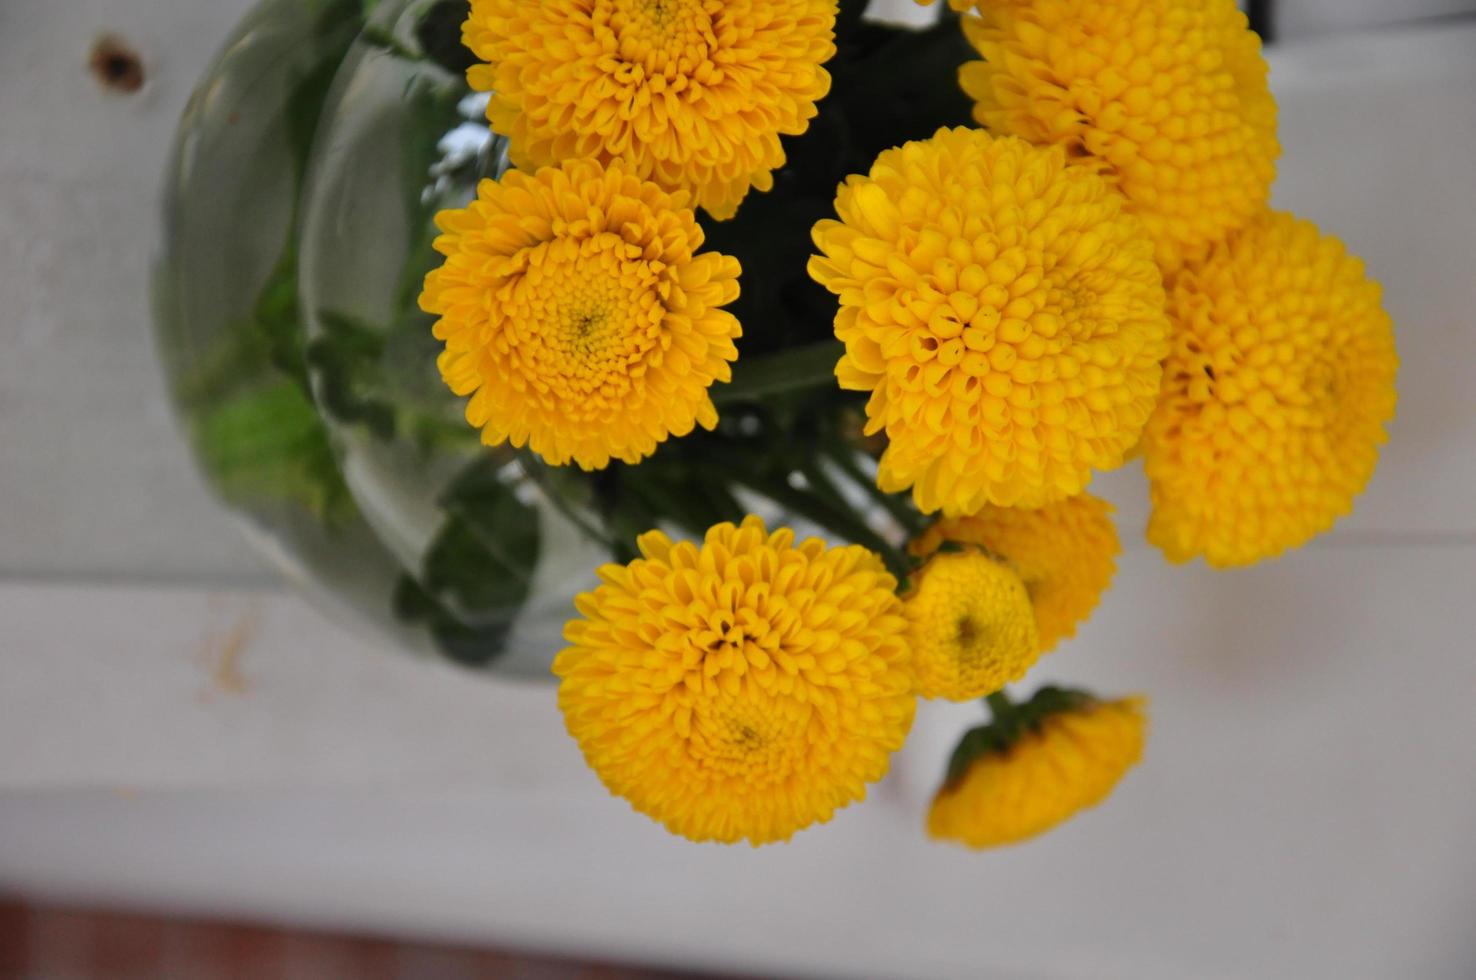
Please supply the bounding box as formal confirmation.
[694,698,810,784]
[674,592,817,780]
[563,306,611,351]
[504,232,667,417]
[1305,356,1341,405]
[639,0,679,25]
[607,0,716,75]
[953,608,996,672]
[727,718,767,752]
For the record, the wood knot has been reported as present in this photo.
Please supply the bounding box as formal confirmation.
[90,35,145,93]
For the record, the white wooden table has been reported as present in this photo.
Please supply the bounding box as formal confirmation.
[3,4,1475,978]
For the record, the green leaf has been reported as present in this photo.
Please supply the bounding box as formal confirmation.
[712,340,842,405]
[395,454,543,666]
[942,686,1100,787]
[251,250,314,390]
[192,379,355,524]
[306,310,397,438]
[392,574,512,668]
[306,306,479,451]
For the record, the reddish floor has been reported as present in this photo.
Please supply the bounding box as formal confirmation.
[0,898,755,980]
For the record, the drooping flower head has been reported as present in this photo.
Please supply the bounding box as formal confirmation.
[1144,211,1398,567]
[464,0,839,220]
[553,516,917,845]
[809,127,1169,515]
[911,494,1119,653]
[956,0,1279,269]
[903,549,1039,701]
[421,158,742,470]
[928,689,1147,848]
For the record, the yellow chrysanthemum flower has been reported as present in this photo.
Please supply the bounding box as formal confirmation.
[903,550,1039,701]
[1144,211,1398,567]
[957,0,1279,269]
[464,0,838,220]
[911,494,1119,653]
[553,516,917,845]
[420,158,742,470]
[809,127,1169,515]
[928,693,1146,848]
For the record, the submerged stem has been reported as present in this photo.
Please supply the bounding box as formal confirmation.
[713,461,912,580]
[826,445,927,538]
[518,458,619,552]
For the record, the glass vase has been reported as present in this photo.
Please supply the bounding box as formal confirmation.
[155,0,969,676]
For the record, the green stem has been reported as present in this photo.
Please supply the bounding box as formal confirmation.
[625,473,716,539]
[986,690,1015,717]
[799,457,856,518]
[985,689,1024,741]
[360,25,421,61]
[519,460,619,552]
[443,500,534,587]
[717,464,912,580]
[825,445,928,538]
[712,341,843,405]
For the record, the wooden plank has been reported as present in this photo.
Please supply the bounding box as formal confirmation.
[2,542,1474,977]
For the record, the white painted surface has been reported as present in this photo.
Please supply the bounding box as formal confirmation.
[1276,0,1476,39]
[0,0,269,584]
[2,3,1475,978]
[4,543,1475,979]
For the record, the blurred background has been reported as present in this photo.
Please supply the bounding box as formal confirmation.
[2,0,1475,977]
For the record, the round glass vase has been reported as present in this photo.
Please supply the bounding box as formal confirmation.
[156,0,959,677]
[154,0,606,676]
